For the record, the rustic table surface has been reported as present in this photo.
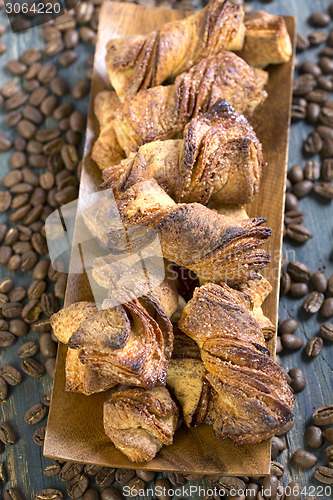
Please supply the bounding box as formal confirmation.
[0,0,332,498]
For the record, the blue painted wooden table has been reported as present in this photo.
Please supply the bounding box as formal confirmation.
[0,0,332,498]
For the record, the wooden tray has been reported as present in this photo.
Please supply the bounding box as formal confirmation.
[44,2,296,475]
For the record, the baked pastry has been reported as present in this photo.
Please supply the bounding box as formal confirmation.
[50,302,117,395]
[179,283,294,444]
[106,0,245,102]
[100,99,265,205]
[67,297,173,389]
[238,11,292,68]
[114,179,271,285]
[92,51,267,165]
[103,386,178,462]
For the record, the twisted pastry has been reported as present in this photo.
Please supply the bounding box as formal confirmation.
[179,283,294,444]
[92,51,267,164]
[50,302,117,395]
[100,100,265,205]
[237,11,292,68]
[114,179,271,285]
[106,0,245,102]
[103,387,178,462]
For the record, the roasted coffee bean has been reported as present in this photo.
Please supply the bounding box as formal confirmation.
[320,106,333,127]
[44,38,65,57]
[326,443,333,460]
[13,136,26,152]
[55,275,67,299]
[286,224,312,243]
[44,460,62,477]
[1,79,20,98]
[307,89,328,105]
[313,466,333,484]
[58,50,78,67]
[314,182,333,199]
[311,271,328,292]
[303,292,325,313]
[72,79,90,99]
[281,334,303,350]
[17,341,39,358]
[22,105,44,125]
[32,318,51,333]
[17,119,37,140]
[5,91,28,111]
[28,154,48,169]
[46,357,56,379]
[262,474,279,498]
[320,297,333,318]
[287,261,311,282]
[41,293,59,317]
[219,476,246,496]
[24,79,40,93]
[34,489,63,500]
[101,488,123,500]
[83,489,100,500]
[8,256,21,272]
[1,365,21,386]
[31,233,48,255]
[84,464,103,476]
[136,470,156,482]
[54,186,78,205]
[20,250,38,272]
[320,322,333,341]
[69,110,86,133]
[61,144,79,170]
[0,133,13,152]
[4,228,19,246]
[50,77,69,97]
[11,151,27,169]
[33,260,50,281]
[10,204,32,222]
[12,241,32,254]
[4,488,24,500]
[324,427,333,442]
[321,137,333,157]
[321,159,333,181]
[21,47,42,65]
[292,104,306,120]
[2,170,23,188]
[33,426,46,446]
[36,128,61,143]
[288,165,304,183]
[0,191,12,213]
[24,403,47,424]
[80,26,96,43]
[22,299,42,324]
[309,31,328,46]
[300,61,322,77]
[42,391,52,407]
[21,357,45,377]
[40,94,59,117]
[95,467,116,487]
[6,111,22,128]
[306,337,323,358]
[0,331,15,347]
[304,131,323,154]
[292,180,313,198]
[114,469,135,485]
[288,367,306,392]
[285,210,305,226]
[2,302,22,319]
[292,449,318,468]
[43,138,66,156]
[27,140,43,155]
[312,405,333,425]
[0,246,12,265]
[53,102,74,121]
[296,33,310,51]
[314,75,331,91]
[67,474,89,498]
[60,462,84,481]
[38,64,57,84]
[40,333,57,358]
[6,60,27,75]
[320,56,333,74]
[11,194,29,210]
[305,425,324,449]
[28,280,46,300]
[64,28,79,50]
[9,318,28,336]
[29,86,49,107]
[284,481,301,500]
[0,422,16,444]
[124,478,145,498]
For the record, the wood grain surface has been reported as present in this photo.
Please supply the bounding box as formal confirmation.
[44,1,295,475]
[0,0,332,497]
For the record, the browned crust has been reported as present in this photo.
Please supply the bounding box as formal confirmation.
[106,0,245,101]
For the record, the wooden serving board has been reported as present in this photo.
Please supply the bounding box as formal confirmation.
[44,1,296,475]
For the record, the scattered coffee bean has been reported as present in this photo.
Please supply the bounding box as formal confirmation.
[44,461,62,477]
[101,488,123,500]
[21,357,45,377]
[0,376,8,402]
[320,297,333,318]
[313,466,333,484]
[286,224,313,243]
[1,365,22,385]
[9,318,28,336]
[292,449,318,468]
[24,403,47,425]
[312,404,333,425]
[17,341,39,358]
[288,367,306,392]
[311,271,328,292]
[67,474,89,498]
[320,322,333,341]
[324,428,333,442]
[83,489,100,500]
[0,422,16,444]
[95,467,116,487]
[303,291,325,313]
[34,489,63,500]
[305,337,323,357]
